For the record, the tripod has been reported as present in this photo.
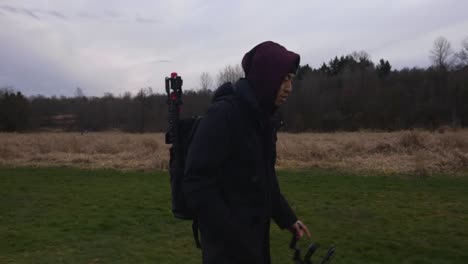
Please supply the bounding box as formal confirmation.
[289,233,336,264]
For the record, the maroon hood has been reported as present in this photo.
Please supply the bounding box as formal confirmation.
[241,41,300,114]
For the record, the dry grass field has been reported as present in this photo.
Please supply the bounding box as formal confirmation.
[1,130,467,175]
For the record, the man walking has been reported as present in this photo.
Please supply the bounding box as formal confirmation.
[183,41,310,264]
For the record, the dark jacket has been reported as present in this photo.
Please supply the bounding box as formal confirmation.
[184,41,300,264]
[183,79,297,264]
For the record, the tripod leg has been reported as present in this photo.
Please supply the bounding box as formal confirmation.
[319,246,336,264]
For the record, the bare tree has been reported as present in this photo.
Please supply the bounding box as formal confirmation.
[199,72,213,91]
[351,50,371,63]
[74,87,85,98]
[137,87,153,97]
[0,86,14,95]
[430,36,454,70]
[216,64,244,87]
[455,37,468,68]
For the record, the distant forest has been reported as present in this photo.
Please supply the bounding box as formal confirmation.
[1,36,468,132]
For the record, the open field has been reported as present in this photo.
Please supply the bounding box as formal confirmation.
[1,130,467,175]
[1,167,468,263]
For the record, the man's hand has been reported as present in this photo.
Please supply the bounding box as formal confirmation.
[288,220,311,239]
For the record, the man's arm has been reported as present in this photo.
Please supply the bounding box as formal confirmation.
[270,132,311,238]
[271,176,311,238]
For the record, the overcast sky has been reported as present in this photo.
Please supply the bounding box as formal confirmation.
[1,0,467,97]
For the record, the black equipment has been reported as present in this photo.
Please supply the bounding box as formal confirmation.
[289,233,336,264]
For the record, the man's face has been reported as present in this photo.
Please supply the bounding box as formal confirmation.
[275,73,295,107]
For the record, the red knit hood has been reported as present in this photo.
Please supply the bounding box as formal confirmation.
[241,41,300,114]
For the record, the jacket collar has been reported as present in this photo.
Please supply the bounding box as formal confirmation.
[234,79,259,112]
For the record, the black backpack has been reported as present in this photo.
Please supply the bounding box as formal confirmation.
[166,82,237,248]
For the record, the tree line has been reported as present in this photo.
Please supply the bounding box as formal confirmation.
[1,36,467,132]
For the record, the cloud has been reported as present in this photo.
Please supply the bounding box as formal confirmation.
[104,10,121,18]
[1,0,468,96]
[0,75,9,83]
[153,59,173,63]
[0,5,40,20]
[136,15,162,24]
[1,4,70,20]
[44,10,67,20]
[1,4,157,24]
[77,12,99,20]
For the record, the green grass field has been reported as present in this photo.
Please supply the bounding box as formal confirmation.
[1,167,468,264]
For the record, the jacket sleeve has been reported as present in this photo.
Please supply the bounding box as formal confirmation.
[182,101,256,259]
[270,131,298,229]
